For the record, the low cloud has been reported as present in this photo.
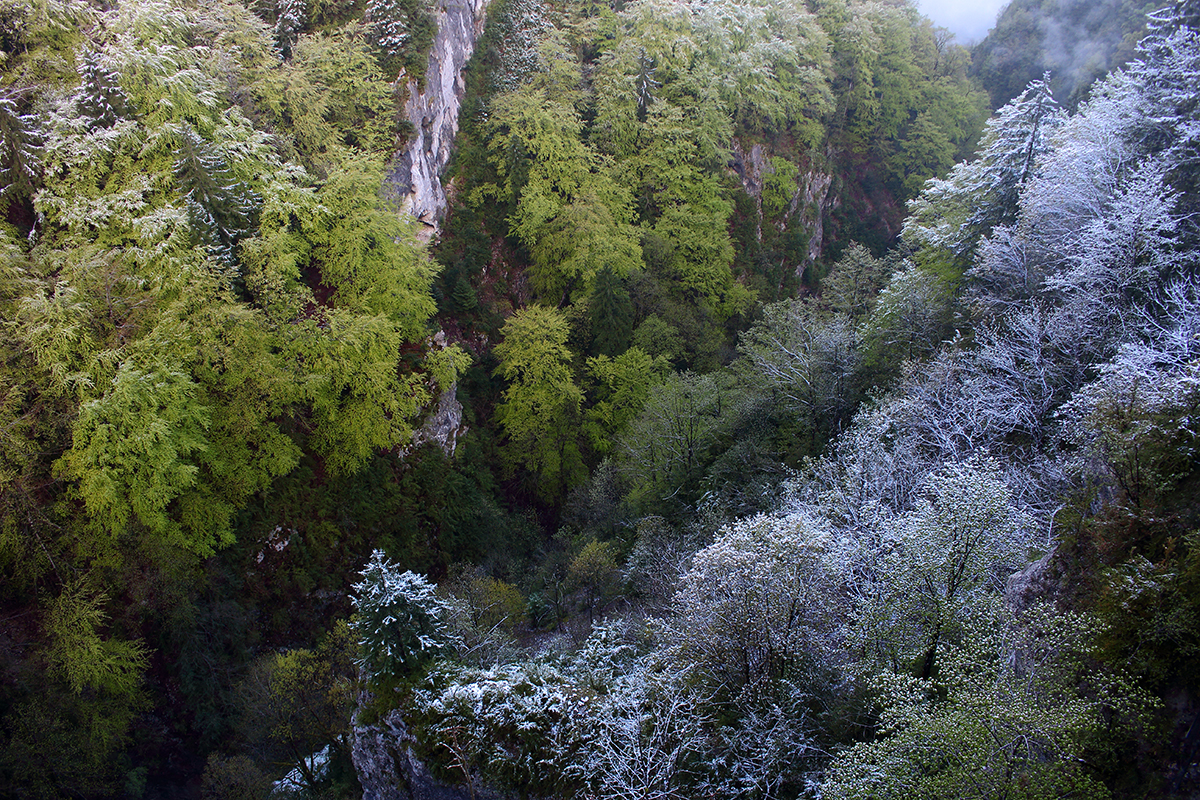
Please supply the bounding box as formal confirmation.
[916,0,1009,43]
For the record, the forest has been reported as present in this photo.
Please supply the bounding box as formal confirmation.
[0,0,1197,797]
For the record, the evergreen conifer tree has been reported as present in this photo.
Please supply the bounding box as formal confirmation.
[0,90,43,202]
[173,124,259,272]
[75,50,130,131]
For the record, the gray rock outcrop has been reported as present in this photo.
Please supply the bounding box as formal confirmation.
[407,384,465,458]
[353,708,505,800]
[728,139,835,274]
[389,0,493,237]
[1005,548,1063,612]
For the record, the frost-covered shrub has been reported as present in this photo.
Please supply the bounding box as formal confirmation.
[413,658,593,795]
[673,511,839,695]
[351,550,454,680]
[582,661,708,800]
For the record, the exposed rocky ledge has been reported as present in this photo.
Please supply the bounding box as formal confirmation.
[407,384,465,458]
[353,707,507,800]
[388,0,493,238]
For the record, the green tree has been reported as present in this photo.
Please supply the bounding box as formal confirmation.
[481,84,643,304]
[494,306,585,502]
[588,265,635,357]
[824,606,1150,800]
[822,242,891,320]
[173,123,260,270]
[46,581,150,697]
[567,538,620,623]
[61,361,222,555]
[236,623,356,789]
[584,346,669,455]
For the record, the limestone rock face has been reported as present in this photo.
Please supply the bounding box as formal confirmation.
[352,708,503,800]
[408,384,465,458]
[728,138,835,274]
[389,0,492,237]
[1005,548,1062,612]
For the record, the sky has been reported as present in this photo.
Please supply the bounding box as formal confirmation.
[915,0,1010,44]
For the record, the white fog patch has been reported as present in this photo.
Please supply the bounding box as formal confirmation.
[915,0,1008,43]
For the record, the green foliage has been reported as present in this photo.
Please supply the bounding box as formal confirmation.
[309,156,438,328]
[588,265,635,357]
[761,156,799,221]
[584,346,670,455]
[824,605,1151,800]
[62,361,223,554]
[615,370,749,515]
[258,24,399,170]
[201,753,273,800]
[567,538,620,621]
[46,581,150,696]
[447,569,527,634]
[288,311,426,476]
[494,306,586,502]
[480,81,644,304]
[236,622,356,785]
[822,242,891,320]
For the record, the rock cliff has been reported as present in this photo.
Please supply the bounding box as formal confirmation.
[389,0,492,238]
[353,707,506,800]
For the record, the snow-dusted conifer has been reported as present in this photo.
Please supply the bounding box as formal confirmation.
[274,0,305,59]
[75,50,130,131]
[351,550,454,680]
[367,0,415,62]
[173,123,259,270]
[905,77,1065,264]
[0,90,43,201]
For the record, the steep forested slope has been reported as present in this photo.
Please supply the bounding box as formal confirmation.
[2,0,1197,797]
[359,3,1200,799]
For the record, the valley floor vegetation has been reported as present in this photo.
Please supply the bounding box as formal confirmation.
[1,0,1198,797]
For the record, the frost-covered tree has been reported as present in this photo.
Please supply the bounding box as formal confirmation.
[366,0,431,68]
[0,90,43,202]
[737,298,861,446]
[273,0,305,59]
[905,76,1066,267]
[825,460,1029,678]
[351,550,455,681]
[860,262,951,366]
[1061,338,1200,511]
[74,50,130,131]
[584,664,708,800]
[674,511,838,695]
